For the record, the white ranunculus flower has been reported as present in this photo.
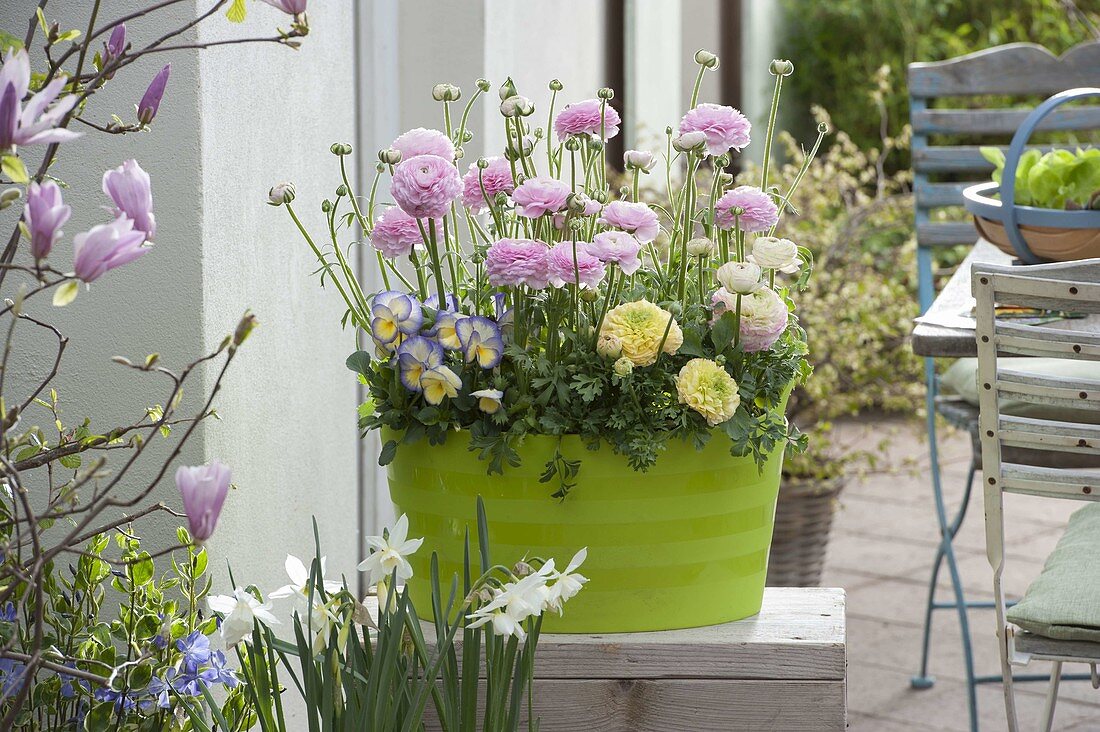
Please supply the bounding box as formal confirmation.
[715,261,763,295]
[207,588,280,647]
[673,130,707,152]
[623,149,656,172]
[357,514,425,585]
[748,236,801,274]
[686,237,716,257]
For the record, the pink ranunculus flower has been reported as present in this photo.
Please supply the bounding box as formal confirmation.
[103,159,156,241]
[23,180,70,260]
[554,99,621,141]
[714,185,778,232]
[711,286,788,352]
[511,176,570,218]
[678,103,751,157]
[370,206,437,258]
[391,127,455,162]
[485,238,550,289]
[176,460,232,543]
[547,241,606,289]
[462,156,515,212]
[391,154,461,220]
[598,201,659,244]
[586,231,641,275]
[73,216,149,283]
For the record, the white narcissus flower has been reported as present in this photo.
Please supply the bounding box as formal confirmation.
[207,588,280,647]
[716,261,763,295]
[269,554,343,602]
[357,514,424,585]
[546,548,589,614]
[748,236,801,274]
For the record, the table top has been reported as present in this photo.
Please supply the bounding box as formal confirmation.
[911,239,1100,358]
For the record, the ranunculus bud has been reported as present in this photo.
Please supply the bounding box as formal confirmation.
[330,142,353,156]
[500,95,534,117]
[579,287,599,302]
[613,356,634,377]
[563,136,582,152]
[597,87,615,100]
[549,79,563,92]
[588,138,604,153]
[432,83,461,102]
[476,78,491,92]
[476,157,491,170]
[321,199,332,213]
[673,131,707,152]
[769,59,795,77]
[818,121,830,135]
[267,182,295,206]
[590,188,609,204]
[665,301,683,316]
[694,49,720,69]
[686,237,716,257]
[498,77,517,101]
[624,149,657,173]
[454,147,464,160]
[378,148,403,165]
[596,333,623,359]
[716,261,763,294]
[335,184,348,196]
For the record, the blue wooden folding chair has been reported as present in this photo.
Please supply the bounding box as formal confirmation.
[908,41,1100,731]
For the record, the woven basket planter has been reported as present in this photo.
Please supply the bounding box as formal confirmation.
[766,476,846,587]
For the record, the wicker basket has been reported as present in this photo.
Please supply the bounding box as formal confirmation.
[766,476,846,587]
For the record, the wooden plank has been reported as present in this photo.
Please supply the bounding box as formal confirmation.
[909,41,1100,98]
[912,106,1100,135]
[424,679,847,732]
[912,144,1057,173]
[915,180,975,208]
[917,221,976,247]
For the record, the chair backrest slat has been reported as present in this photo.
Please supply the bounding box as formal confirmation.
[997,369,1100,407]
[1000,463,1100,501]
[909,41,1100,280]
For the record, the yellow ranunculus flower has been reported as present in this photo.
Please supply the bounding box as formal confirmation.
[675,358,741,426]
[599,299,683,367]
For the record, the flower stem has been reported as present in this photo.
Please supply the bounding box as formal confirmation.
[760,73,785,192]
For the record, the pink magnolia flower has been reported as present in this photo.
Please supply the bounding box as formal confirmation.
[598,201,659,243]
[391,154,461,220]
[714,185,778,232]
[138,64,170,125]
[462,156,515,212]
[511,176,570,218]
[176,460,232,543]
[73,216,148,282]
[371,206,438,258]
[547,241,606,289]
[0,49,80,151]
[711,286,788,352]
[391,127,455,162]
[103,159,156,241]
[261,0,307,14]
[485,238,550,289]
[554,99,621,141]
[678,103,750,157]
[23,180,70,260]
[586,231,641,275]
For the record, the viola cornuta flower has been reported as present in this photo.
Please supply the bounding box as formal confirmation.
[485,238,551,289]
[102,159,156,240]
[676,358,741,426]
[554,98,621,141]
[421,365,463,404]
[0,49,81,151]
[512,176,571,218]
[714,185,779,232]
[391,154,461,220]
[598,201,659,244]
[462,156,515,212]
[587,231,642,275]
[396,336,444,392]
[600,299,683,367]
[23,180,70,260]
[455,316,504,368]
[371,291,424,344]
[678,103,751,156]
[547,241,606,289]
[72,215,149,282]
[175,460,231,542]
[471,388,504,414]
[391,127,455,162]
[429,310,466,350]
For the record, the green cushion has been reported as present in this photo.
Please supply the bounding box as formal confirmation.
[1007,502,1100,642]
[940,358,1100,425]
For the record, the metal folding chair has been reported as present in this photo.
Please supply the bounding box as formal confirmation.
[908,42,1100,731]
[974,258,1100,731]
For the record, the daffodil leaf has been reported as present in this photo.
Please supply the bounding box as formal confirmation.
[226,0,247,23]
[53,280,79,307]
[2,154,28,184]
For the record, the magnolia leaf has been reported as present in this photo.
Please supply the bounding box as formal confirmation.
[0,29,23,53]
[2,154,28,184]
[53,280,79,307]
[226,0,247,23]
[55,29,81,43]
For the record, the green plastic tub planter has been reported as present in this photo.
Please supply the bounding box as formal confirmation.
[386,427,787,634]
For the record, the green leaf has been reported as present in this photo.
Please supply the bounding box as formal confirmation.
[226,0,247,23]
[710,310,739,352]
[378,439,398,466]
[346,350,372,376]
[0,29,23,53]
[2,154,28,183]
[53,280,79,306]
[84,701,115,731]
[55,29,81,43]
[58,453,81,469]
[128,552,154,586]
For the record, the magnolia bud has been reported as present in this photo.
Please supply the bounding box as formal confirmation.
[694,49,720,69]
[613,356,634,377]
[716,261,763,295]
[0,188,21,210]
[378,148,402,165]
[596,333,622,359]
[769,59,795,77]
[233,311,258,348]
[673,131,707,153]
[549,79,563,92]
[686,237,716,257]
[597,87,615,100]
[267,182,295,206]
[624,149,657,172]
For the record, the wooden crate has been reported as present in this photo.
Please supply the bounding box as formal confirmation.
[428,587,846,732]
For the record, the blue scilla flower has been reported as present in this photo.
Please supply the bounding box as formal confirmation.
[396,336,444,392]
[456,316,504,368]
